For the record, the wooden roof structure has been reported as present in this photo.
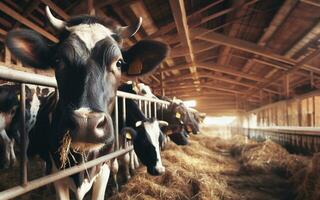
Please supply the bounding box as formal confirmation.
[0,0,320,116]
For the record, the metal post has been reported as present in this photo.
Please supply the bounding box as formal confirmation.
[144,101,147,117]
[115,96,119,150]
[20,84,27,186]
[122,97,126,126]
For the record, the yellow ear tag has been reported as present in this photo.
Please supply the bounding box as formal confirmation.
[176,112,181,119]
[17,94,20,101]
[125,132,132,140]
[128,58,143,75]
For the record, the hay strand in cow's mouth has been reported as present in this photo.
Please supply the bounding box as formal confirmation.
[58,131,72,169]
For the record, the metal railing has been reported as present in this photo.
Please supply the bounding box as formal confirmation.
[0,65,170,200]
[232,126,320,154]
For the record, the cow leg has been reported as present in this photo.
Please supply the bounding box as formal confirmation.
[123,152,131,181]
[129,150,135,171]
[133,151,139,169]
[9,139,16,167]
[92,163,110,200]
[53,180,70,200]
[0,130,13,169]
[110,158,119,192]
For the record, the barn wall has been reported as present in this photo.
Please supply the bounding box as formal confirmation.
[237,90,320,128]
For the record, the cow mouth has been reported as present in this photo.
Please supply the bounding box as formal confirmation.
[58,131,107,169]
[147,165,165,176]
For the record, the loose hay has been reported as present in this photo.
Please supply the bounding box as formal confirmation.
[109,135,229,200]
[109,132,303,200]
[291,153,320,200]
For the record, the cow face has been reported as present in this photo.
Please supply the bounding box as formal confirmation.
[126,119,168,175]
[6,7,169,152]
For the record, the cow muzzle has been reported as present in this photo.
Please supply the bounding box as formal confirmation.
[70,109,113,149]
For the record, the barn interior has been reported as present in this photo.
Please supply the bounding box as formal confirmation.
[0,0,320,200]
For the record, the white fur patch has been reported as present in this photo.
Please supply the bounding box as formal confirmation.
[143,121,164,171]
[27,93,40,133]
[137,83,157,99]
[0,113,6,130]
[66,23,114,50]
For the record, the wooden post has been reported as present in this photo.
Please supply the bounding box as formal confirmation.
[313,96,316,127]
[311,71,314,88]
[260,90,263,106]
[284,74,290,98]
[4,46,11,64]
[298,99,302,126]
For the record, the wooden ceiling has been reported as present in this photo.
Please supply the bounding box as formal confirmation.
[0,0,320,116]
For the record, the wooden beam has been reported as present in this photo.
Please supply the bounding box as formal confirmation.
[284,74,290,98]
[197,31,320,74]
[233,0,298,88]
[4,46,11,64]
[245,48,320,98]
[13,0,40,29]
[169,0,198,80]
[147,1,223,39]
[0,2,58,42]
[160,61,272,83]
[301,0,320,7]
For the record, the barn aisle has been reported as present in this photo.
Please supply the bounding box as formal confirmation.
[109,130,296,200]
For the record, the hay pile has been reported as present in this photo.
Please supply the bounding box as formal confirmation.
[110,134,231,200]
[109,133,299,200]
[291,153,320,200]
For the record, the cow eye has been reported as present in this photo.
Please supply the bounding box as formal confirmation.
[116,59,125,69]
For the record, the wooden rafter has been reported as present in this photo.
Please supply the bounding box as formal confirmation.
[169,0,198,81]
[196,30,320,74]
[0,2,58,42]
[245,48,320,98]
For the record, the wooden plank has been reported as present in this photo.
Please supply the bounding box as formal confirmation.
[147,1,223,39]
[4,46,11,64]
[0,2,58,42]
[197,31,320,74]
[301,0,320,7]
[169,0,198,79]
[246,48,320,98]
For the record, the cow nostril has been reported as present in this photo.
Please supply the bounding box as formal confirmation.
[96,116,107,129]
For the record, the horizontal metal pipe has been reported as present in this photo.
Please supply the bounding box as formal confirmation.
[117,91,170,105]
[0,146,133,200]
[244,127,320,136]
[0,65,57,87]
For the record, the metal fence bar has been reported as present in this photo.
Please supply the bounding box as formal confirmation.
[0,67,171,199]
[117,91,170,105]
[0,65,57,87]
[19,84,27,186]
[114,96,119,151]
[0,146,133,200]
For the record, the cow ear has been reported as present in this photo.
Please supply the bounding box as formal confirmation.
[6,29,52,69]
[122,40,169,77]
[120,127,137,141]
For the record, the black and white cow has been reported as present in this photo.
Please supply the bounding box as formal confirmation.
[0,84,40,169]
[6,6,168,200]
[113,83,168,188]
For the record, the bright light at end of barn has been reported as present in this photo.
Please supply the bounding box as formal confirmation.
[204,116,236,126]
[183,100,196,107]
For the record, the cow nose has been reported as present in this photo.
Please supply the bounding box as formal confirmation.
[72,109,109,143]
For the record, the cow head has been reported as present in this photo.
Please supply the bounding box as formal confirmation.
[125,118,168,175]
[6,7,169,153]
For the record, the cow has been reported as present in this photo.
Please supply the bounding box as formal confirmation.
[0,84,40,169]
[6,6,168,200]
[111,83,168,190]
